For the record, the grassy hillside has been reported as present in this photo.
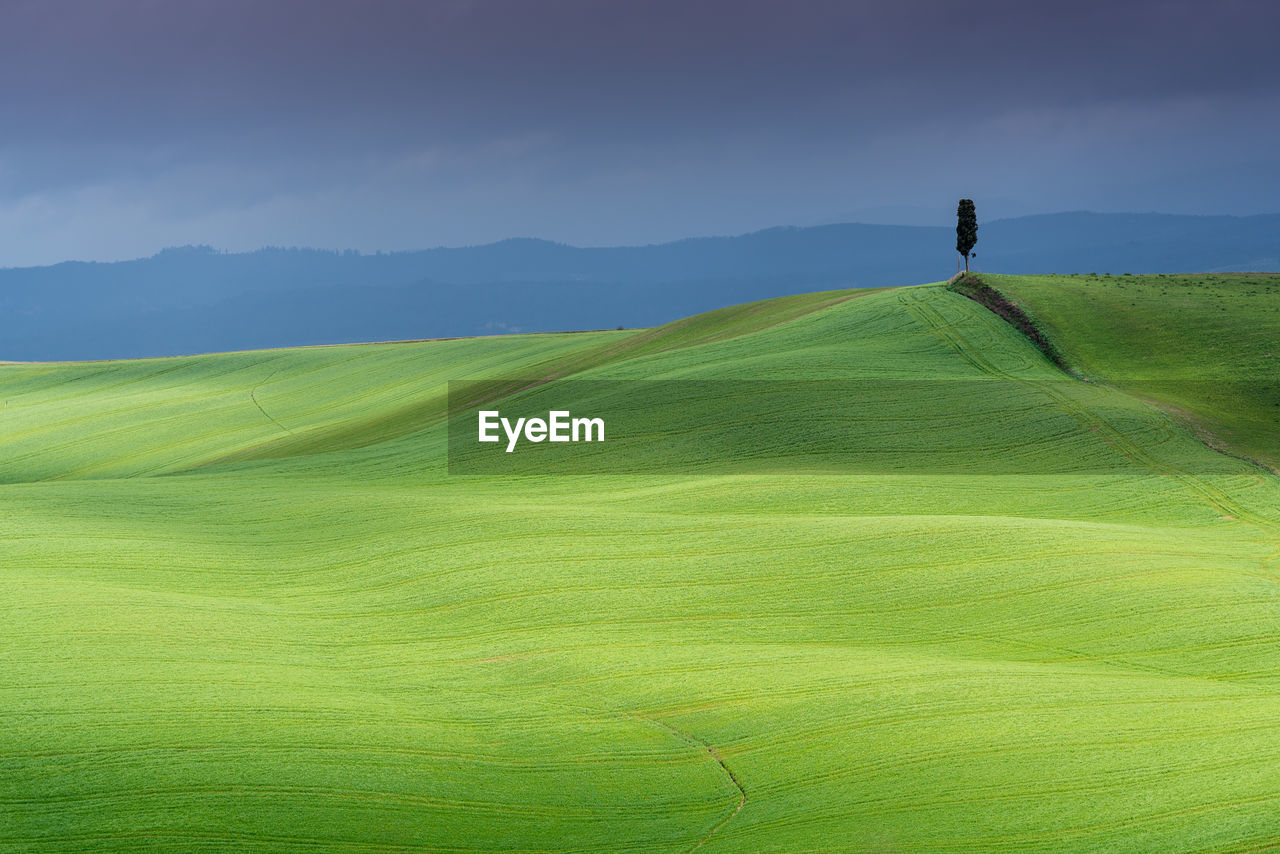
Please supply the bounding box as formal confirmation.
[3,282,1280,852]
[980,272,1280,470]
[0,288,873,480]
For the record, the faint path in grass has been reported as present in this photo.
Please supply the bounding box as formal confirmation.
[450,684,746,851]
[249,366,295,436]
[640,715,745,852]
[903,288,1280,576]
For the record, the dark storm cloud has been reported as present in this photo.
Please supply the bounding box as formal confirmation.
[1,0,1278,264]
[6,1,1276,132]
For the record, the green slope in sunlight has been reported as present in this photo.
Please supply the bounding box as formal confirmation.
[3,280,1279,853]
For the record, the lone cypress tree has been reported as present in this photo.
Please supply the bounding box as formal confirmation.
[956,198,978,273]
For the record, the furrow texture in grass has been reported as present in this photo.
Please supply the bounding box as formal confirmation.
[2,278,1279,851]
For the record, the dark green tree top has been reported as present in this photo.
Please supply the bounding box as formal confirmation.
[956,199,978,266]
[957,198,972,256]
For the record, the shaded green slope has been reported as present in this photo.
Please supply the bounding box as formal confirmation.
[3,282,1280,852]
[981,273,1280,470]
[0,287,872,481]
[0,333,623,482]
[218,287,881,465]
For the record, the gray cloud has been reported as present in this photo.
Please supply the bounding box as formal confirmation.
[0,0,1278,265]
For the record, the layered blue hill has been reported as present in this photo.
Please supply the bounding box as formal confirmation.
[3,211,1277,360]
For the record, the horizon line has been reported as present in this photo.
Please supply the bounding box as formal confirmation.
[4,209,1279,271]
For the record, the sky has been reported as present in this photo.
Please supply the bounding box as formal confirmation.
[1,0,1278,266]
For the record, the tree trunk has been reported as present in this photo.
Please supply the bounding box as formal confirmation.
[964,253,969,273]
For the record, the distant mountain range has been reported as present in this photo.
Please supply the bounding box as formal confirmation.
[3,211,1278,360]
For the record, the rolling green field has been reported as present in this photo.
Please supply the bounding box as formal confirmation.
[985,273,1280,470]
[3,277,1280,852]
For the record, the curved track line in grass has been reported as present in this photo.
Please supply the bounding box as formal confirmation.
[639,715,745,852]
[249,366,295,436]
[910,286,1280,599]
[902,289,1280,574]
[967,273,1280,478]
[416,686,746,851]
[689,743,745,852]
